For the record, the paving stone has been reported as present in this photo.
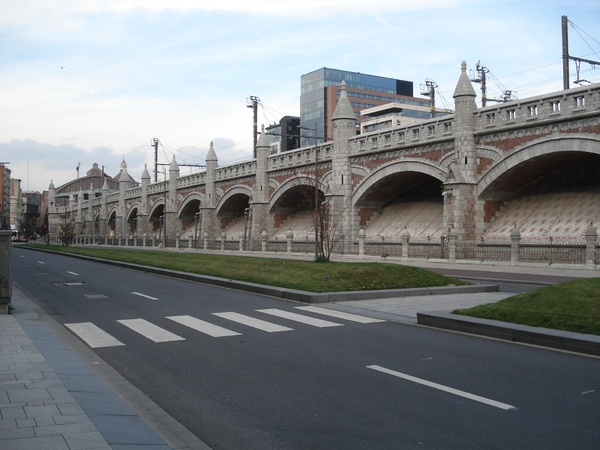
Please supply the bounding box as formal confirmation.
[16,417,36,428]
[0,425,36,439]
[34,421,98,438]
[0,419,17,430]
[63,431,109,450]
[0,434,69,450]
[8,387,53,404]
[1,406,27,420]
[53,414,91,426]
[57,402,85,416]
[24,404,61,419]
[35,416,56,427]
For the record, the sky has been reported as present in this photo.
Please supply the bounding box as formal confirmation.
[1,0,599,193]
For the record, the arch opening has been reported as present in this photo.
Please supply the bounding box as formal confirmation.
[270,184,324,241]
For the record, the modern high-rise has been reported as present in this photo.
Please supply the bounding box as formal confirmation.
[0,164,10,230]
[299,67,430,145]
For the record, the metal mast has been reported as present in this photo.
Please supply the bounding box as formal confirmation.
[247,96,260,159]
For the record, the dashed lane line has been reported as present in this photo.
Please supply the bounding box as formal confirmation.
[367,365,516,411]
[132,292,159,301]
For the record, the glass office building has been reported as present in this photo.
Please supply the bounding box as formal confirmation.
[300,68,421,146]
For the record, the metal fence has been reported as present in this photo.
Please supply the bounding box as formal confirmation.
[53,234,598,268]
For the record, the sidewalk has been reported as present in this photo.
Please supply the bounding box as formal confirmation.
[0,287,210,450]
[2,250,599,449]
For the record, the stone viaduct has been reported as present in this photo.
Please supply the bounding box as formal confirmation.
[48,62,600,250]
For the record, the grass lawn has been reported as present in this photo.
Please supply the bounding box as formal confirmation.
[26,244,466,293]
[454,278,600,336]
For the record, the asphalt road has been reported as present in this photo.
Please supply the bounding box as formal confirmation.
[12,247,600,449]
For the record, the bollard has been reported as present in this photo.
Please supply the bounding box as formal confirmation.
[261,230,267,253]
[286,229,293,255]
[358,229,366,259]
[0,231,12,313]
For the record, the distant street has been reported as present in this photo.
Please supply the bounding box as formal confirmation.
[12,247,600,449]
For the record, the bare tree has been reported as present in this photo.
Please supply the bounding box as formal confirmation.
[58,211,75,246]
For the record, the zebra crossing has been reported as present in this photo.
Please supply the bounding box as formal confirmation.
[65,306,385,349]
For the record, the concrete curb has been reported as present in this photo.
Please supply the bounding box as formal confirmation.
[417,311,600,357]
[19,247,498,303]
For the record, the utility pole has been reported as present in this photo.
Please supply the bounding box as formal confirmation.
[151,138,160,182]
[420,80,437,118]
[561,15,600,89]
[470,62,489,107]
[562,15,570,90]
[247,96,260,159]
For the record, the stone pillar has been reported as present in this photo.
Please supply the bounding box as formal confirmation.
[510,225,521,266]
[143,233,147,247]
[117,158,132,239]
[330,81,357,254]
[175,231,180,249]
[586,224,597,270]
[448,228,458,262]
[358,229,366,258]
[0,231,12,313]
[261,230,267,253]
[239,235,245,252]
[203,231,208,250]
[204,142,218,240]
[166,155,180,243]
[139,164,151,236]
[220,232,226,251]
[401,229,410,261]
[286,230,293,255]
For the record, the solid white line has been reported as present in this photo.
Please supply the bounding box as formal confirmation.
[67,271,79,276]
[167,315,241,338]
[367,365,516,411]
[132,292,159,301]
[117,319,185,343]
[65,322,125,348]
[213,312,293,333]
[37,261,45,264]
[258,309,342,328]
[295,306,386,323]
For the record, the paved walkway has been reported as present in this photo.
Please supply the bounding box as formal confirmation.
[2,251,598,449]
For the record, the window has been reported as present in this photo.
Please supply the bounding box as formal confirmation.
[528,105,538,116]
[507,109,516,120]
[551,101,561,112]
[575,96,585,108]
[412,129,420,140]
[486,113,496,124]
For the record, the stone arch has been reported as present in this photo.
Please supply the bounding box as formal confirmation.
[269,175,328,211]
[178,193,206,238]
[352,159,447,205]
[216,186,253,216]
[477,135,600,198]
[178,192,205,217]
[215,185,252,236]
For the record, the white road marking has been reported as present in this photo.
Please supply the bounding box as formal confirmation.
[213,312,293,333]
[37,261,45,264]
[65,322,125,348]
[295,306,386,323]
[258,308,342,328]
[132,292,159,301]
[117,319,185,343]
[581,390,595,395]
[67,271,79,276]
[367,365,516,411]
[167,315,241,337]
